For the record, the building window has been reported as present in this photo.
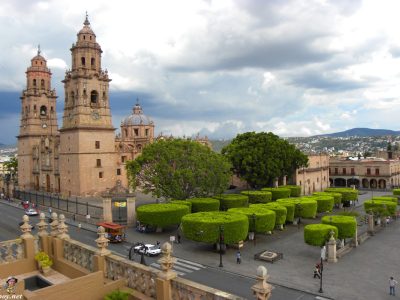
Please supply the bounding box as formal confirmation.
[117,169,121,176]
[90,90,98,106]
[81,57,86,66]
[145,129,149,136]
[351,168,355,175]
[41,79,45,89]
[375,168,379,175]
[96,159,101,167]
[91,58,95,67]
[40,105,47,116]
[367,168,371,175]
[121,156,127,163]
[134,129,139,136]
[342,168,346,175]
[95,141,100,149]
[317,177,319,183]
[99,172,103,178]
[334,168,338,175]
[33,79,36,86]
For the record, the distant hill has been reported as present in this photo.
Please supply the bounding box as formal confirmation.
[315,128,400,137]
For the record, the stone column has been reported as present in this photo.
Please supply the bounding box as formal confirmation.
[353,225,358,247]
[57,214,70,240]
[50,212,59,237]
[367,213,374,235]
[283,176,287,186]
[327,231,337,263]
[156,242,177,300]
[102,197,112,222]
[251,266,272,300]
[37,212,49,253]
[126,196,136,226]
[20,215,35,260]
[95,226,111,256]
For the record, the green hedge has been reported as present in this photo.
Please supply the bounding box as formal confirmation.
[321,215,357,239]
[181,212,249,244]
[281,185,302,197]
[240,191,272,203]
[364,200,397,216]
[304,224,338,247]
[228,207,276,233]
[276,198,318,218]
[325,188,358,201]
[274,201,295,222]
[261,187,291,200]
[393,189,400,196]
[137,203,190,228]
[372,196,397,203]
[170,200,192,212]
[250,203,287,225]
[213,194,249,210]
[337,211,360,217]
[187,198,220,212]
[313,192,342,205]
[311,195,335,213]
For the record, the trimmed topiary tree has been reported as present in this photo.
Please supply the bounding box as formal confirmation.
[364,200,397,216]
[187,198,220,212]
[277,198,318,219]
[393,189,400,196]
[181,211,249,244]
[274,201,295,222]
[261,187,291,200]
[228,207,276,233]
[281,185,301,197]
[325,187,358,203]
[136,203,190,228]
[313,192,342,205]
[213,194,249,210]
[240,191,272,204]
[304,224,338,247]
[321,215,357,240]
[250,203,287,226]
[169,200,192,212]
[310,195,335,213]
[372,196,397,203]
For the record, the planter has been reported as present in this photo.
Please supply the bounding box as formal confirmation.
[41,266,52,276]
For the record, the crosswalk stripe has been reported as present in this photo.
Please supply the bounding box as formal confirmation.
[151,263,185,276]
[175,258,205,268]
[174,260,201,271]
[169,264,195,273]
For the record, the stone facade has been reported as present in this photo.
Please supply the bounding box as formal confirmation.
[292,153,330,195]
[17,16,154,198]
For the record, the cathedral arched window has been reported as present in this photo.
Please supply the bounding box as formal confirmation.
[40,105,47,116]
[81,57,86,66]
[91,58,95,68]
[90,90,99,107]
[33,79,36,87]
[41,79,45,89]
[124,129,128,138]
[33,105,37,112]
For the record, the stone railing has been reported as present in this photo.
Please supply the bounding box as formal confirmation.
[34,237,40,253]
[105,254,157,298]
[171,277,243,300]
[0,239,24,263]
[63,239,96,272]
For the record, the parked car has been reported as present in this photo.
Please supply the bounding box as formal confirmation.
[25,208,39,216]
[133,243,161,256]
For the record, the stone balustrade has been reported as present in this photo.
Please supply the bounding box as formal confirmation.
[104,254,157,298]
[0,239,24,263]
[63,239,96,272]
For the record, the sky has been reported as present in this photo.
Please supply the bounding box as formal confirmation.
[1,0,400,145]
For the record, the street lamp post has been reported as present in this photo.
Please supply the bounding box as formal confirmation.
[252,213,256,246]
[219,225,224,268]
[319,246,326,293]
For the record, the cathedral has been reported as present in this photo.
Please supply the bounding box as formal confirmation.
[17,15,155,197]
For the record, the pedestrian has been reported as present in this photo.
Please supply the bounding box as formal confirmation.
[297,216,301,229]
[78,223,82,232]
[389,276,398,296]
[313,264,321,279]
[156,241,160,248]
[177,234,181,244]
[236,251,241,264]
[48,207,52,215]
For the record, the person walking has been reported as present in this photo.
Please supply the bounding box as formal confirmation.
[177,234,181,244]
[389,276,398,296]
[313,264,321,279]
[77,223,82,232]
[236,251,241,264]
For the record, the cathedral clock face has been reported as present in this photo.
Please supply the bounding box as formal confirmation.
[91,110,100,120]
[42,123,47,128]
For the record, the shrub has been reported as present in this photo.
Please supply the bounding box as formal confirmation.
[240,191,272,204]
[364,200,397,216]
[325,188,358,201]
[181,211,249,244]
[321,215,357,239]
[228,207,276,233]
[169,200,192,212]
[281,185,302,197]
[337,211,360,217]
[136,203,190,228]
[250,203,287,225]
[372,196,397,203]
[313,192,342,205]
[34,251,53,268]
[261,187,291,200]
[393,189,400,196]
[213,194,248,210]
[274,201,295,222]
[104,290,130,300]
[304,224,338,247]
[187,198,220,212]
[277,198,318,218]
[311,195,335,213]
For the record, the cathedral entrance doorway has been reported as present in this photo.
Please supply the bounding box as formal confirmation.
[46,175,50,192]
[112,198,127,224]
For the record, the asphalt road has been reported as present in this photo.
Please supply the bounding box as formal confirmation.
[0,201,322,300]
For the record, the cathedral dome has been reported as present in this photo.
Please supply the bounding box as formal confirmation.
[121,102,154,126]
[78,13,95,36]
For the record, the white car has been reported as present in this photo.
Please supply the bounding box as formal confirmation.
[134,243,161,256]
[25,208,39,216]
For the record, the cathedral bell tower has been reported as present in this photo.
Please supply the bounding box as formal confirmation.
[59,14,117,197]
[18,46,59,192]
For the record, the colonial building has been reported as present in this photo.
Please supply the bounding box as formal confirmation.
[17,16,154,197]
[292,153,330,195]
[329,156,400,189]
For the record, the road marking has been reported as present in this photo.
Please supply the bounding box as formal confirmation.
[174,260,201,270]
[175,258,206,268]
[150,263,185,276]
[150,258,206,276]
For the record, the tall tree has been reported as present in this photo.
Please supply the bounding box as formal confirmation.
[4,156,18,179]
[222,132,308,188]
[126,139,232,200]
